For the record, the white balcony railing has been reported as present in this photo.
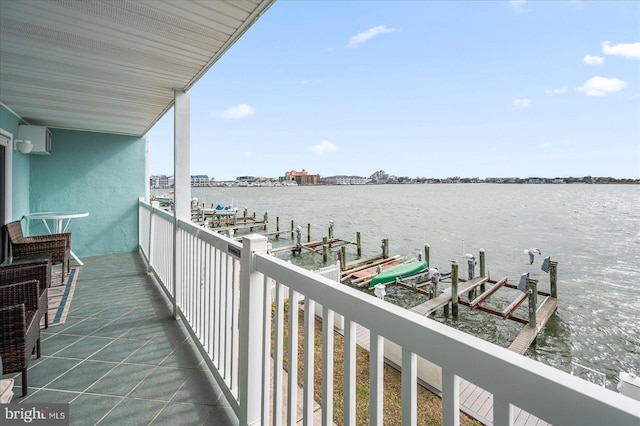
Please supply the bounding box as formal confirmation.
[138,200,639,426]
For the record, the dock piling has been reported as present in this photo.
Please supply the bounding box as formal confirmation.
[451,262,459,317]
[424,244,430,266]
[341,247,347,270]
[322,237,328,263]
[382,239,389,259]
[550,261,558,298]
[479,249,486,292]
[527,278,538,328]
[307,223,311,243]
[356,232,362,257]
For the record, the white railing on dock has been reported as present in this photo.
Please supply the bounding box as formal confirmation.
[138,200,639,426]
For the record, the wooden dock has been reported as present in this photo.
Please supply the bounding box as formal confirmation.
[341,256,406,287]
[270,238,353,255]
[410,276,488,316]
[508,297,559,354]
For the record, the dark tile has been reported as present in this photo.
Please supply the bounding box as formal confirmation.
[97,398,166,425]
[160,342,203,369]
[128,367,191,401]
[48,360,116,392]
[69,394,122,426]
[41,334,84,354]
[86,363,155,396]
[91,319,140,338]
[171,370,223,406]
[123,339,181,365]
[89,338,148,362]
[62,318,111,336]
[17,357,82,389]
[21,388,80,404]
[152,402,234,426]
[54,336,115,359]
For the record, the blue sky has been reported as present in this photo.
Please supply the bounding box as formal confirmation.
[149,0,640,180]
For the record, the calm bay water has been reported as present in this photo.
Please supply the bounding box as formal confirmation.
[154,184,640,389]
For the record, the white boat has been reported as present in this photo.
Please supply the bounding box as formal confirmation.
[617,371,640,401]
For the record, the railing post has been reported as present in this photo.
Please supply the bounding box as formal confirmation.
[239,234,268,426]
[442,369,460,426]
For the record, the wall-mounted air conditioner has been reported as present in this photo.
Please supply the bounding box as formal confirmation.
[17,125,51,155]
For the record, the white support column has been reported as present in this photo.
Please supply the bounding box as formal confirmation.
[322,305,334,426]
[238,234,268,426]
[370,332,384,426]
[173,90,191,221]
[442,369,460,426]
[344,319,356,426]
[173,90,191,319]
[303,299,315,426]
[401,348,417,426]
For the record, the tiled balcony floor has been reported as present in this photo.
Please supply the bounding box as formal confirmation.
[6,252,238,426]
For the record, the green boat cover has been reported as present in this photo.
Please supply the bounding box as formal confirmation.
[369,260,428,289]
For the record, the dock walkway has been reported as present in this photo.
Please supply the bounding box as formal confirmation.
[508,297,559,354]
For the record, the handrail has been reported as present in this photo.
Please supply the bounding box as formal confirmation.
[138,200,640,426]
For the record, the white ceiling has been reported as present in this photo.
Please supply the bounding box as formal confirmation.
[0,0,275,136]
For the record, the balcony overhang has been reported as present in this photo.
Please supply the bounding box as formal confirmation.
[0,0,275,136]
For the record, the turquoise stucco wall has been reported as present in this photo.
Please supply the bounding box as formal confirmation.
[28,129,146,256]
[0,104,30,219]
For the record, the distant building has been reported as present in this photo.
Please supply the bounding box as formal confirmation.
[191,175,210,186]
[323,175,369,185]
[370,170,389,184]
[284,169,320,185]
[150,174,172,188]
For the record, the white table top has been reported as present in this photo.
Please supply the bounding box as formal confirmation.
[24,211,89,220]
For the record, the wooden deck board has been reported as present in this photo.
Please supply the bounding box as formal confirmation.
[508,297,558,354]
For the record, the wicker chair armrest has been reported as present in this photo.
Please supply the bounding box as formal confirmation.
[0,263,51,290]
[13,238,68,256]
[0,304,27,358]
[23,232,71,245]
[0,280,39,312]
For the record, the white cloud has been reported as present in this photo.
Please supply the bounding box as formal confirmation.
[311,140,338,154]
[545,86,567,95]
[583,54,604,65]
[217,104,255,120]
[513,98,531,108]
[509,0,527,9]
[575,76,627,96]
[601,41,640,59]
[348,25,395,48]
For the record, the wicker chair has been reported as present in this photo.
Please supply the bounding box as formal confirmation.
[6,221,70,282]
[0,280,41,397]
[0,259,52,328]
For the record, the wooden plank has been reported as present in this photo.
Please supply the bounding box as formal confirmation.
[508,297,558,354]
[470,276,507,309]
[502,291,529,319]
